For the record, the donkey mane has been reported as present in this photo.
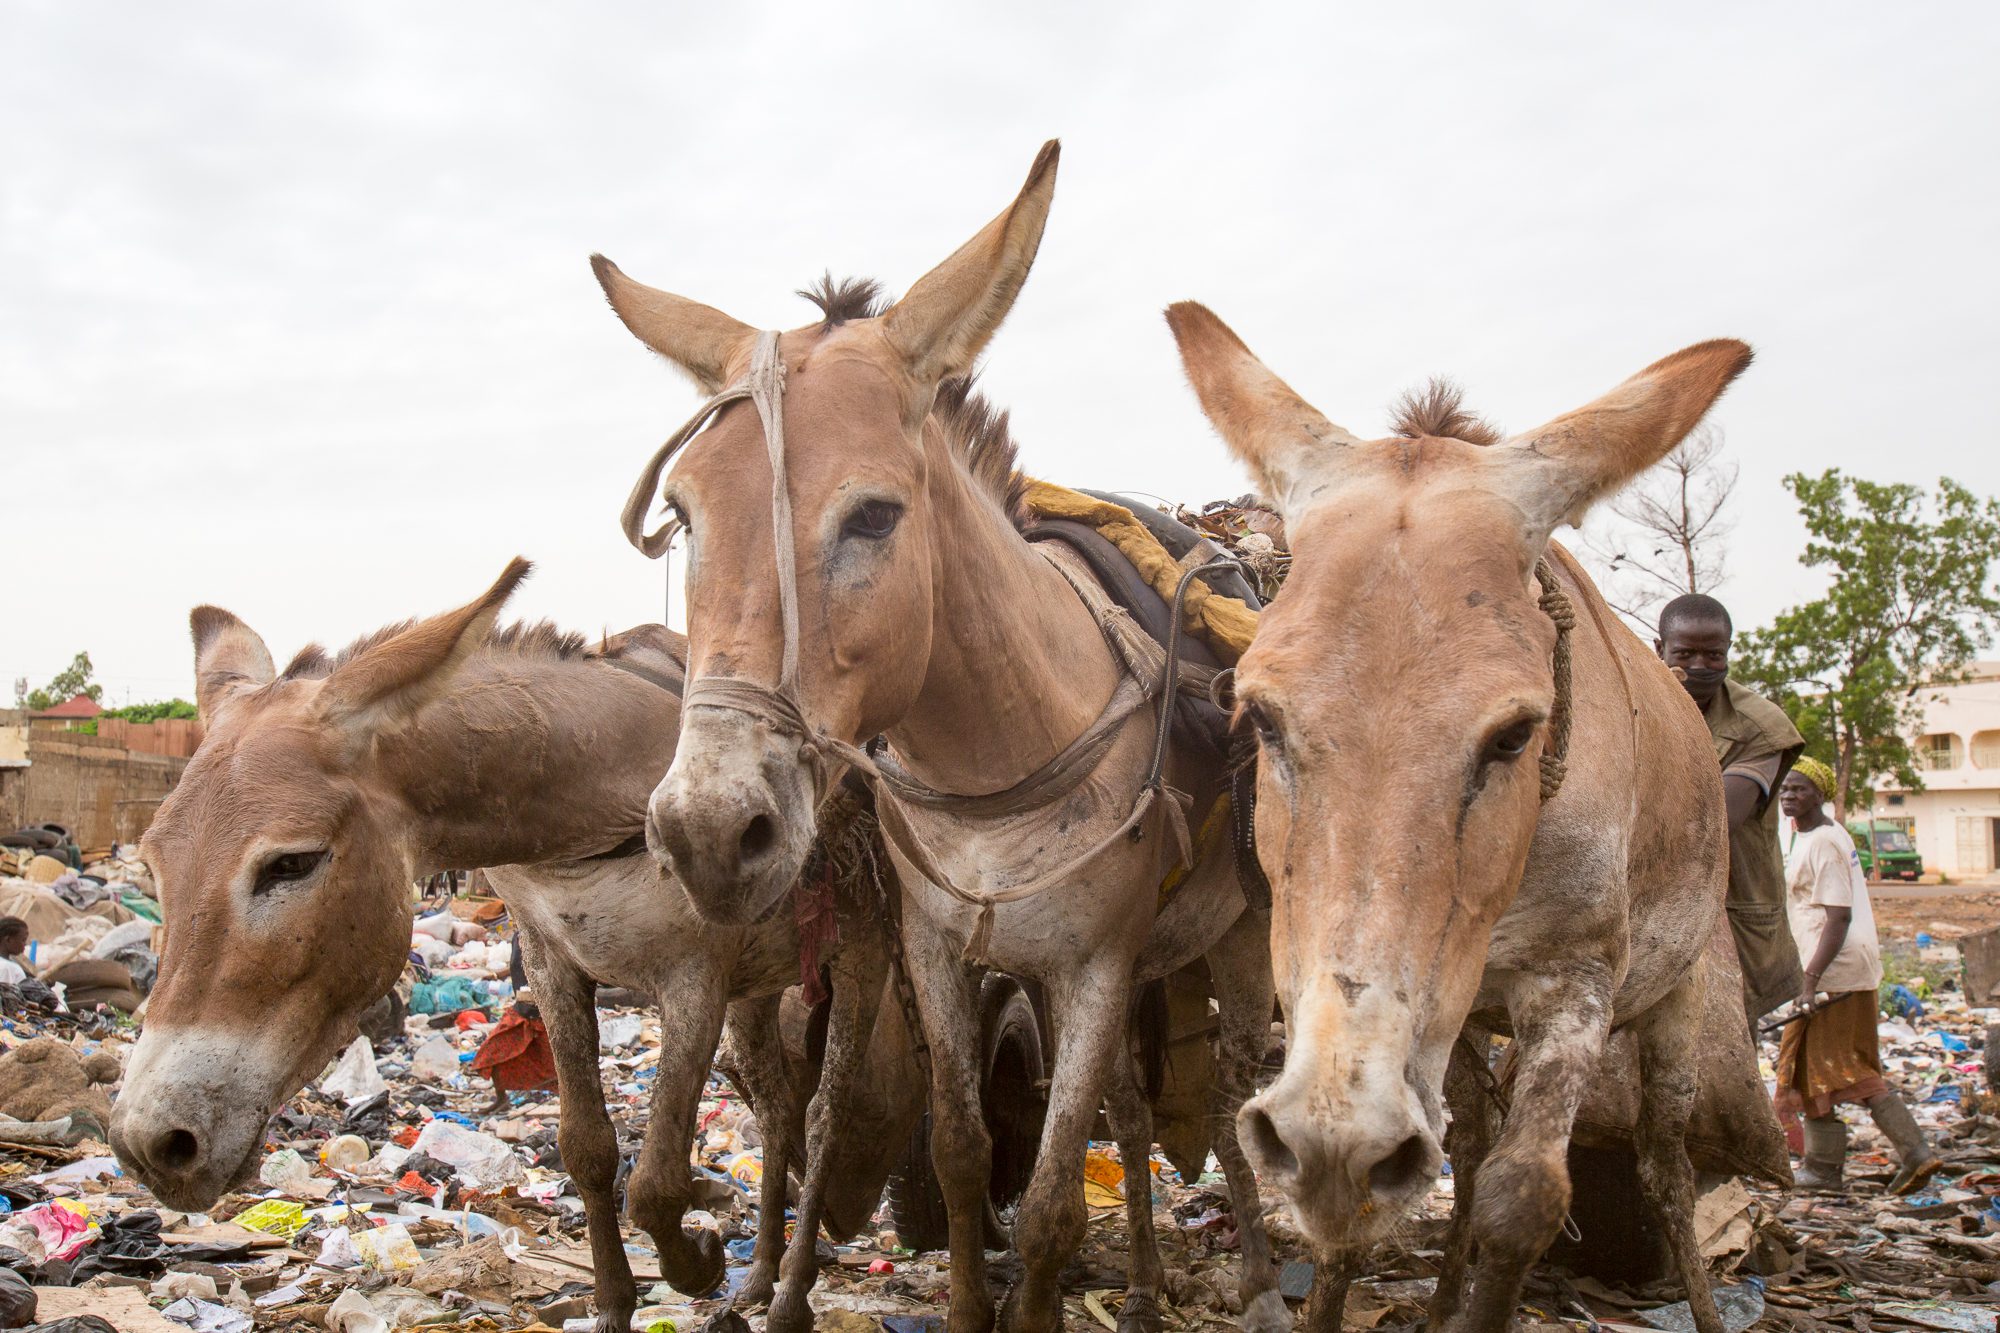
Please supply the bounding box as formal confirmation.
[799,273,1029,528]
[282,619,594,681]
[1389,378,1503,447]
[797,273,889,331]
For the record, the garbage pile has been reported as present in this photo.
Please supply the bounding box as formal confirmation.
[3,866,2000,1331]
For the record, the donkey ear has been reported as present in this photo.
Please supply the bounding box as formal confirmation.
[190,607,276,728]
[1165,302,1365,518]
[591,255,757,396]
[883,140,1060,385]
[1490,339,1753,546]
[315,558,533,735]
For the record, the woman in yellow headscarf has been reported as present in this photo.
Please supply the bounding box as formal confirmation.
[1774,756,1939,1193]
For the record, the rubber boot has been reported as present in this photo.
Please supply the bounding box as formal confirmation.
[1794,1116,1846,1191]
[1867,1093,1943,1195]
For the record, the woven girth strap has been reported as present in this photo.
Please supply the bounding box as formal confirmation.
[1533,556,1576,803]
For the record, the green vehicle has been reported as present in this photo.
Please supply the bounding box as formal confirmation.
[1847,820,1923,881]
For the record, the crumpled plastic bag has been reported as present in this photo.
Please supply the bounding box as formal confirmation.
[324,1287,446,1333]
[158,1296,252,1333]
[319,1037,387,1107]
[412,1117,525,1189]
[599,1014,643,1050]
[69,1209,247,1283]
[349,1222,420,1272]
[1,1199,95,1263]
[0,1266,35,1328]
[410,1036,462,1082]
[257,1148,312,1190]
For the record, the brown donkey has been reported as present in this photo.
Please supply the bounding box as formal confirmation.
[1168,308,1747,1333]
[596,143,1288,1333]
[107,563,893,1333]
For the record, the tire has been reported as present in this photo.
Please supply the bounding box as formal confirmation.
[887,976,1047,1252]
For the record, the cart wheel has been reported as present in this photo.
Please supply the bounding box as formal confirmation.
[887,976,1046,1252]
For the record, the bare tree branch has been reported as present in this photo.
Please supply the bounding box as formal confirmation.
[1576,425,1738,631]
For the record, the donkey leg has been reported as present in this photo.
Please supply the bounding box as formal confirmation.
[1206,910,1289,1333]
[1445,972,1613,1333]
[1102,1032,1165,1333]
[1300,1248,1358,1333]
[519,939,636,1333]
[768,944,890,1333]
[1629,970,1722,1333]
[1428,1031,1498,1333]
[1003,956,1140,1333]
[716,996,793,1307]
[902,914,998,1333]
[627,960,731,1297]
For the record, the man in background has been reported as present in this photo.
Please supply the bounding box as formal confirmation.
[1657,593,1805,1025]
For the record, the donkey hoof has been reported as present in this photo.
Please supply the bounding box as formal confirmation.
[767,1287,813,1333]
[592,1315,632,1333]
[1240,1289,1292,1333]
[736,1266,776,1307]
[999,1278,1061,1333]
[663,1226,726,1297]
[1115,1293,1162,1333]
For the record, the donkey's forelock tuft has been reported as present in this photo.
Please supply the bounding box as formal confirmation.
[1389,378,1503,446]
[797,274,890,332]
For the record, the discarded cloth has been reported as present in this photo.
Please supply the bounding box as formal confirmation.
[471,1009,556,1094]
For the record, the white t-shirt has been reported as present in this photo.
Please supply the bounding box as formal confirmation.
[1784,818,1882,995]
[0,958,24,986]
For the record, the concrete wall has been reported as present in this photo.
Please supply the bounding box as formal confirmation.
[1876,789,2000,879]
[18,732,186,852]
[1869,661,2000,880]
[0,711,27,765]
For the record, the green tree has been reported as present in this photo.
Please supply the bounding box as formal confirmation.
[101,698,198,724]
[23,652,103,712]
[1735,472,2000,821]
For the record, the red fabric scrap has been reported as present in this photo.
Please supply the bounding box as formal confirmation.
[470,1009,558,1093]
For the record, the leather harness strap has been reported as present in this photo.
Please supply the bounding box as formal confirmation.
[620,333,1205,963]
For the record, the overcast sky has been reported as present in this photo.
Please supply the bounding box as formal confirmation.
[4,3,1996,704]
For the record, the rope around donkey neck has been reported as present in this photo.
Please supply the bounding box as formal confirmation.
[1533,557,1575,803]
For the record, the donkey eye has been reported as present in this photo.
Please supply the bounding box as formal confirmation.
[842,500,903,541]
[1245,701,1283,751]
[1485,719,1537,763]
[255,849,327,896]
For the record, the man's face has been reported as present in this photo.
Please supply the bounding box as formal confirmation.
[0,931,25,958]
[1657,618,1731,706]
[1778,771,1822,821]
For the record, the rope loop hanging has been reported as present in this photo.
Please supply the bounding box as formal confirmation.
[1533,557,1576,803]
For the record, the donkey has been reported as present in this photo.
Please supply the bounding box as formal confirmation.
[593,142,1288,1333]
[1166,305,1748,1333]
[106,561,893,1333]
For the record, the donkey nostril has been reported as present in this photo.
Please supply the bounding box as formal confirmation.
[156,1128,201,1172]
[1367,1133,1433,1197]
[738,813,776,864]
[1240,1103,1300,1178]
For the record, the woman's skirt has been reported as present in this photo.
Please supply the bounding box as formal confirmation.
[1775,988,1888,1119]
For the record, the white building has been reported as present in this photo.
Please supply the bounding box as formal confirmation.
[1867,660,2000,879]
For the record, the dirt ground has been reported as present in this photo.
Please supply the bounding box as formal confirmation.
[1873,881,2000,942]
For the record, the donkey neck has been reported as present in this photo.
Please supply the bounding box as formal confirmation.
[886,447,1127,795]
[379,650,677,873]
